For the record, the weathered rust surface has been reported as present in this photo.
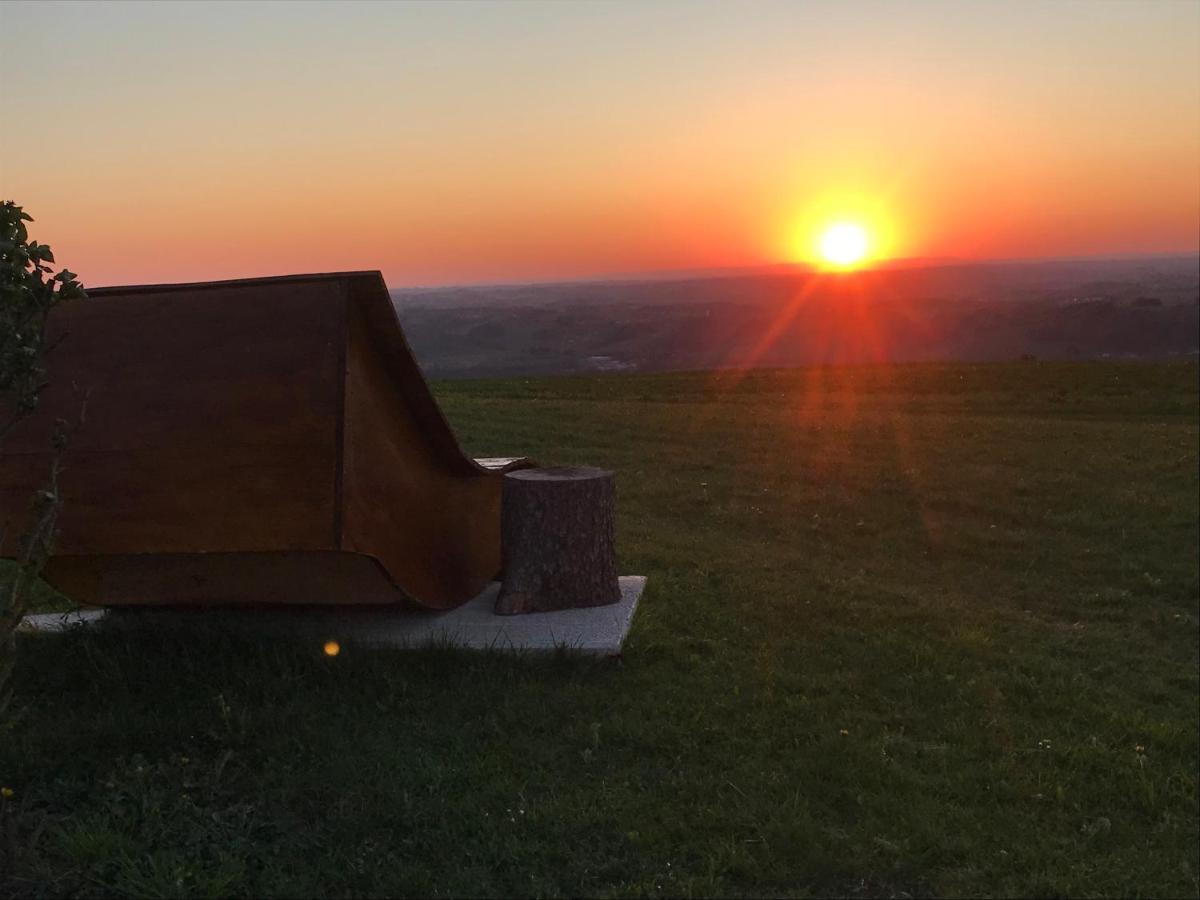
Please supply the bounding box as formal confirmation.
[44,551,409,607]
[0,271,530,608]
[339,277,511,609]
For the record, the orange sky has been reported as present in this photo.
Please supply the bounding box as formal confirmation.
[2,1,1198,287]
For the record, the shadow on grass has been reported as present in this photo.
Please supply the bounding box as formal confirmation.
[4,626,661,898]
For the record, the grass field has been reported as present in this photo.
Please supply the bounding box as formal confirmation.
[3,362,1198,897]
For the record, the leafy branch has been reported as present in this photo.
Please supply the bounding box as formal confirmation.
[0,201,87,714]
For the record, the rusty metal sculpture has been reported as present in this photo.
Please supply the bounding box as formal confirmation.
[0,272,531,609]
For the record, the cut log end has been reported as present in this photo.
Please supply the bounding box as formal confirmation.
[503,466,613,482]
[495,466,621,616]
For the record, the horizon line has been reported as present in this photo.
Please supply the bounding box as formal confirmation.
[390,249,1200,292]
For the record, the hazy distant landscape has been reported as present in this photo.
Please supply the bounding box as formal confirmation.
[393,256,1200,378]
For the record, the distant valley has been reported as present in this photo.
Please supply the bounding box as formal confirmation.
[392,256,1200,379]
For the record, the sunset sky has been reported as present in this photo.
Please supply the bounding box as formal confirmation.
[2,0,1198,287]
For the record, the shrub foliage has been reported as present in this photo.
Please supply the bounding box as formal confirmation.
[0,201,86,711]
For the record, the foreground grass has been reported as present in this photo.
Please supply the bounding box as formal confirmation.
[3,362,1197,897]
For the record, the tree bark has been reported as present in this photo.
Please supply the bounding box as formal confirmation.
[494,466,621,615]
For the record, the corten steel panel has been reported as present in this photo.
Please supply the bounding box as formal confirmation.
[45,551,411,607]
[0,272,529,608]
[340,280,507,609]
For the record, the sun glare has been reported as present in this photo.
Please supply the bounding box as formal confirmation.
[818,223,870,269]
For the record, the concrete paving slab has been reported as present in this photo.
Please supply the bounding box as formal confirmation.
[19,576,646,656]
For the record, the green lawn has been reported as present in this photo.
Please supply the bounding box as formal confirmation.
[4,362,1198,897]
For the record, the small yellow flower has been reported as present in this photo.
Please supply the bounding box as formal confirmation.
[1,787,13,799]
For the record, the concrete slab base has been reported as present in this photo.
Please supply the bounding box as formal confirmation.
[19,576,646,656]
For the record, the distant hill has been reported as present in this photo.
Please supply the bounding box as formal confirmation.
[391,255,1200,378]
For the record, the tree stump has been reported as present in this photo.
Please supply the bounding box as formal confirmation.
[494,466,621,615]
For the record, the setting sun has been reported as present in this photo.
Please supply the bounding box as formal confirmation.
[818,223,870,269]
